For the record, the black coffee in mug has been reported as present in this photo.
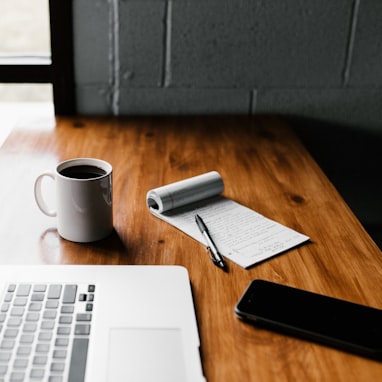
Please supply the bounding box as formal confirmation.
[60,165,106,179]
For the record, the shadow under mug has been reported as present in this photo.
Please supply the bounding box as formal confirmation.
[34,158,113,243]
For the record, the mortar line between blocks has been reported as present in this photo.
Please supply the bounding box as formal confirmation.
[343,0,360,86]
[161,0,172,88]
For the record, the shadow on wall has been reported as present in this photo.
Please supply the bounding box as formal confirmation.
[291,117,382,250]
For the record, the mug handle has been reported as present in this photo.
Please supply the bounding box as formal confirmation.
[34,171,57,217]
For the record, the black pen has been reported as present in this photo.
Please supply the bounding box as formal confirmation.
[195,214,226,270]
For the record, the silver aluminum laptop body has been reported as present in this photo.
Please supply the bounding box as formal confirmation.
[0,265,205,382]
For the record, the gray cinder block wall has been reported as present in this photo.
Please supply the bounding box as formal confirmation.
[73,0,382,248]
[73,0,382,133]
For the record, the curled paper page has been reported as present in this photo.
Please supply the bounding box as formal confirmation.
[146,171,224,213]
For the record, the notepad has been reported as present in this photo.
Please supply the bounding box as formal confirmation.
[146,171,310,268]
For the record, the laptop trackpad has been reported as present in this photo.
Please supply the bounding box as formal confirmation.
[107,328,187,382]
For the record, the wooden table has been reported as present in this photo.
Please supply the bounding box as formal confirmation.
[1,112,381,381]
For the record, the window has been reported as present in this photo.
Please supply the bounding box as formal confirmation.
[0,0,75,114]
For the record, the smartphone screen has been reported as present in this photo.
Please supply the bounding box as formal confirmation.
[235,280,382,360]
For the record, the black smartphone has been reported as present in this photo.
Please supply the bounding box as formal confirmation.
[235,279,382,360]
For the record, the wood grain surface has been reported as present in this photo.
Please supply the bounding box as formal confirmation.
[0,114,381,381]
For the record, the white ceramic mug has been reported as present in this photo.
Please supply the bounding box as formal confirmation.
[34,158,113,243]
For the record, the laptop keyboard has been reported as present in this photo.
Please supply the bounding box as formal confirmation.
[0,283,95,382]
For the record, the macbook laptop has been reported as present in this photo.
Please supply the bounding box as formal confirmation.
[0,265,205,382]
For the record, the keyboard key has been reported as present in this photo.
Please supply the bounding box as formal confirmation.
[17,346,31,356]
[13,358,28,369]
[63,285,77,304]
[29,303,43,312]
[38,332,53,342]
[86,304,93,312]
[7,284,16,292]
[36,344,50,353]
[68,338,88,382]
[55,338,69,347]
[1,339,15,349]
[41,321,55,330]
[4,293,13,302]
[53,350,67,359]
[4,328,19,338]
[7,317,22,327]
[45,300,59,309]
[0,351,11,361]
[74,324,90,336]
[13,298,27,307]
[10,371,25,381]
[20,334,34,344]
[49,376,63,382]
[33,285,47,292]
[30,368,45,379]
[43,311,57,320]
[1,303,10,312]
[51,362,65,372]
[26,312,40,322]
[16,284,31,297]
[31,293,45,302]
[33,355,48,365]
[23,323,37,332]
[0,364,7,375]
[76,314,92,322]
[59,316,72,325]
[10,307,25,316]
[61,306,74,314]
[48,285,62,300]
[57,326,71,336]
